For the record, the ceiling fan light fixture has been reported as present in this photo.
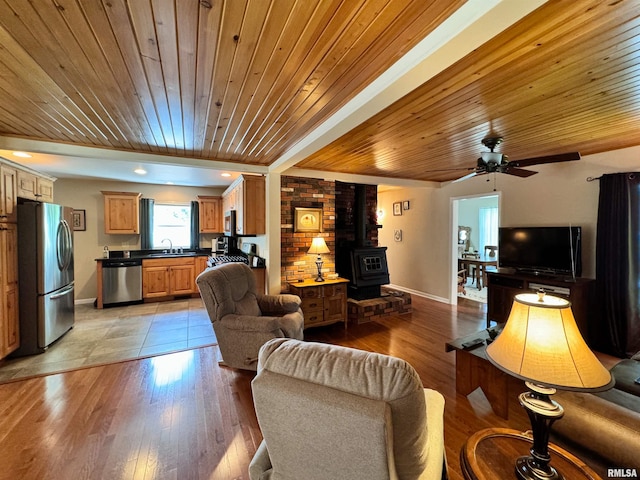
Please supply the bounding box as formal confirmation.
[481,151,503,166]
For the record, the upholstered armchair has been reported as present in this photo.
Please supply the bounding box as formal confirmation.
[250,338,447,480]
[196,263,304,371]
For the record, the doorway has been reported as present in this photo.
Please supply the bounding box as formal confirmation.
[451,193,500,304]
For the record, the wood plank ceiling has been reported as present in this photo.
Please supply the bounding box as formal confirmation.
[0,0,638,183]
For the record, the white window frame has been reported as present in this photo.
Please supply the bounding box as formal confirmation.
[152,202,192,250]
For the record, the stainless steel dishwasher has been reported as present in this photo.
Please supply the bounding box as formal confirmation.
[102,259,143,306]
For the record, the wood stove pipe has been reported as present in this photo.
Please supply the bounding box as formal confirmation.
[355,184,369,247]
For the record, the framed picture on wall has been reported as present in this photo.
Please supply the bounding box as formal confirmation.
[294,207,323,233]
[72,209,86,231]
[403,200,410,211]
[393,202,402,216]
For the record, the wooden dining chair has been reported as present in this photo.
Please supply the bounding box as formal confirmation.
[461,252,480,287]
[482,246,499,287]
[484,245,498,258]
[457,269,467,295]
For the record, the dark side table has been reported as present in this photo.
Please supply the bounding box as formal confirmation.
[460,428,601,480]
[445,330,511,419]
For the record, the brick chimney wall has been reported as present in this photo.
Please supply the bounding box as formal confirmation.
[280,176,336,292]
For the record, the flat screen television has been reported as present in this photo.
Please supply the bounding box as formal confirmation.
[498,226,582,278]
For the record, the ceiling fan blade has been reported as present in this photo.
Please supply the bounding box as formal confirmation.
[452,171,479,183]
[505,167,538,178]
[512,152,581,168]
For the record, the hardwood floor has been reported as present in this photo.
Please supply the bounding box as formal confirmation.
[0,296,601,480]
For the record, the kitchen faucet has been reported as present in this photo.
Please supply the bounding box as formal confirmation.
[161,238,173,253]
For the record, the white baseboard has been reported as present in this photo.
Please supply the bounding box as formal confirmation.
[75,298,96,305]
[385,283,450,304]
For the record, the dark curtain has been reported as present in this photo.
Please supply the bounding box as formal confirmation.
[595,173,640,357]
[140,198,155,250]
[190,201,199,250]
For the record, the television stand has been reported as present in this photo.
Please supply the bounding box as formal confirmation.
[515,269,577,282]
[486,270,595,345]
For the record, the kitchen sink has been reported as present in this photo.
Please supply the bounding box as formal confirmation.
[142,252,199,258]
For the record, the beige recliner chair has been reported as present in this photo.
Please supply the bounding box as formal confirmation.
[196,263,304,371]
[250,338,447,480]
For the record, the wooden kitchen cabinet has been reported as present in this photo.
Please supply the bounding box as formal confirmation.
[195,256,209,277]
[37,177,54,202]
[222,175,265,235]
[288,278,349,329]
[142,257,196,299]
[0,164,17,223]
[171,263,196,295]
[102,191,141,234]
[198,195,222,233]
[0,223,19,358]
[16,169,54,203]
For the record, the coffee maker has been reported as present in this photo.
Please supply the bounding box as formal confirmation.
[214,237,226,254]
[214,236,237,255]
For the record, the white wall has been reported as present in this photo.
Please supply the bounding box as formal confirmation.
[53,179,226,302]
[378,145,640,302]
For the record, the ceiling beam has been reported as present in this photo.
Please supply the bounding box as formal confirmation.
[286,167,439,189]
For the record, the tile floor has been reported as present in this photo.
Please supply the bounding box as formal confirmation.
[0,298,217,383]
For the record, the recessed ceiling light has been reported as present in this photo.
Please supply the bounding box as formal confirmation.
[166,181,174,185]
[221,172,231,177]
[134,168,147,175]
[13,151,32,158]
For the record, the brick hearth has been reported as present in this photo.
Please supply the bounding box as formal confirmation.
[347,288,412,325]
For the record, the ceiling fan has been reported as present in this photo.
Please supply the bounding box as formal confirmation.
[437,136,581,182]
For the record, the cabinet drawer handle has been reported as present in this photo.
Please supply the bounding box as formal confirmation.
[308,315,320,322]
[308,302,320,308]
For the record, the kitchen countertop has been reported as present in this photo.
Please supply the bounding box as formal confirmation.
[95,250,265,269]
[96,249,212,262]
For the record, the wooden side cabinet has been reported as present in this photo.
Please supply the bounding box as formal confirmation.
[198,195,222,233]
[102,191,141,234]
[288,278,349,329]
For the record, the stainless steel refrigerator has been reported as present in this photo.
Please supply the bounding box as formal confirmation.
[14,202,75,356]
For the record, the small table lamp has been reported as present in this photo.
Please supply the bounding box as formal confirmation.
[307,237,330,282]
[485,291,613,480]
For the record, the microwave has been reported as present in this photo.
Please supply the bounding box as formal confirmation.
[224,210,237,236]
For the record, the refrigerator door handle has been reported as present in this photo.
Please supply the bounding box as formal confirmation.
[57,219,73,271]
[50,284,74,300]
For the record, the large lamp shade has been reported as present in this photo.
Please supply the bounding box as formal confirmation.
[486,293,612,391]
